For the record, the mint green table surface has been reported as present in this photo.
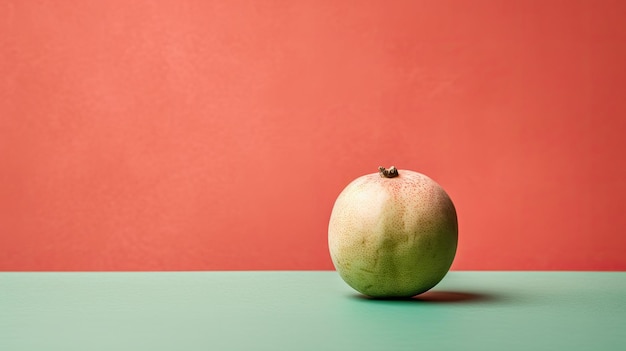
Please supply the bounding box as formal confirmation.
[1,271,625,350]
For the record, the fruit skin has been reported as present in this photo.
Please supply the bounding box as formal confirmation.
[328,168,458,298]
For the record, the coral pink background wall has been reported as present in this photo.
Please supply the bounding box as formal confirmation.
[1,1,625,271]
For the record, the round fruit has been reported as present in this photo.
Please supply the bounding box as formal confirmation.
[328,166,458,298]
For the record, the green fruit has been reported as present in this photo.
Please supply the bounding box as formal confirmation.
[328,166,458,298]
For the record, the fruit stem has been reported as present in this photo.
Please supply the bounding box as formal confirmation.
[378,166,399,178]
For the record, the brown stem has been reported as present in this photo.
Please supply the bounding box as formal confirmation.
[378,166,399,178]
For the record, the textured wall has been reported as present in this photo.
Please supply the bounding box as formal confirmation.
[1,0,625,270]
